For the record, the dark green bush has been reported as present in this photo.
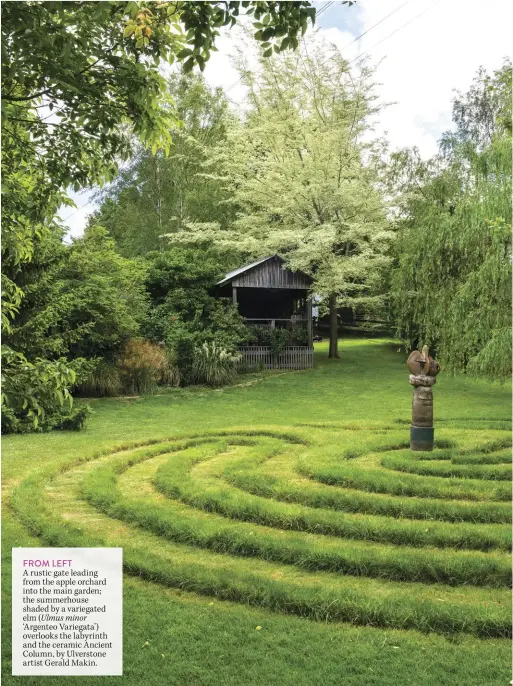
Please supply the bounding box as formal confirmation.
[53,404,92,431]
[142,249,250,382]
[248,326,309,353]
[1,347,94,434]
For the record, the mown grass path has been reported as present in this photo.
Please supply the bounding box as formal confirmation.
[3,340,512,685]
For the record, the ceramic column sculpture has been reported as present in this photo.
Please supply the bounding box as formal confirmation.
[407,345,440,451]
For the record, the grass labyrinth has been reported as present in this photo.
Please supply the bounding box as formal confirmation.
[3,341,512,685]
[11,425,512,637]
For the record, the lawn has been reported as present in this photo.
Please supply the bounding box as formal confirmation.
[2,339,512,686]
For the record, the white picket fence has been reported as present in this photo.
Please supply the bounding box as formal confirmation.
[238,346,314,370]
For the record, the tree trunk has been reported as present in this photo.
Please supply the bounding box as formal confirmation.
[155,159,163,251]
[328,292,339,359]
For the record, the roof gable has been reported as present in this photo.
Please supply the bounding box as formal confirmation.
[217,256,276,286]
[217,255,312,290]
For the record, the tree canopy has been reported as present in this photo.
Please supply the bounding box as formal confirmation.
[89,73,235,256]
[388,61,512,378]
[166,39,392,357]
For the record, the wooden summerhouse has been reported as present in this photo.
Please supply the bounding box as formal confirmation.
[215,255,314,369]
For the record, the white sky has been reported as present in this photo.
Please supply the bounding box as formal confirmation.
[61,0,512,238]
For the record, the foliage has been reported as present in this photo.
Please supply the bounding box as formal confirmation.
[52,404,93,432]
[62,226,149,360]
[2,1,317,182]
[191,341,241,386]
[292,327,310,346]
[248,326,308,353]
[76,345,180,398]
[158,347,182,388]
[1,346,94,434]
[175,1,324,69]
[6,225,148,363]
[166,37,391,358]
[90,73,238,257]
[117,338,180,395]
[163,307,249,384]
[2,222,151,426]
[389,62,512,377]
[75,361,123,399]
[141,248,250,380]
[2,0,317,294]
[2,1,176,340]
[2,0,317,431]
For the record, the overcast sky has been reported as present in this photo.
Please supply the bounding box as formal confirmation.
[61,0,512,239]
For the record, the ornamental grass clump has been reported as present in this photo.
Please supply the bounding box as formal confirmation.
[117,339,180,395]
[75,360,122,398]
[192,341,241,387]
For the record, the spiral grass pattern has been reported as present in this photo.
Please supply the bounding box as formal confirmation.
[9,422,512,639]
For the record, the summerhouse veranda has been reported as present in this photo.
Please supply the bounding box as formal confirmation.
[215,255,314,370]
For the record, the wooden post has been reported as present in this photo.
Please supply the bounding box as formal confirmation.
[328,292,339,358]
[306,298,313,347]
[232,287,237,305]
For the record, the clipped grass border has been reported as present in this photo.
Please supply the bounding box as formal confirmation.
[78,444,511,587]
[10,464,512,639]
[150,441,511,552]
[299,460,512,501]
[7,424,513,639]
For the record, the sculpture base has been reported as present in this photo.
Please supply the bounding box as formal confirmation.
[410,425,434,451]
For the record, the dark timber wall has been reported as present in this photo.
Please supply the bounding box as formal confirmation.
[231,256,311,290]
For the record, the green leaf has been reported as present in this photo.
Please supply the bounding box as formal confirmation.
[123,24,136,38]
[183,57,195,73]
[124,2,139,17]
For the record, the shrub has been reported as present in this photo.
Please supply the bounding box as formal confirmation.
[163,309,249,384]
[1,224,148,432]
[53,404,92,431]
[74,361,122,398]
[191,341,241,387]
[248,326,309,353]
[75,343,180,398]
[164,319,198,383]
[141,249,251,382]
[292,326,310,346]
[2,403,92,434]
[1,346,94,433]
[158,348,181,387]
[117,339,180,395]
